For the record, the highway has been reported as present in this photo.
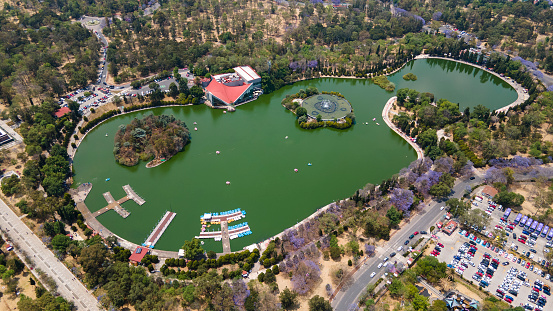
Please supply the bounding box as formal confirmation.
[0,198,101,310]
[331,174,483,310]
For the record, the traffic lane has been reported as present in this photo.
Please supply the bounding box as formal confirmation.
[333,199,448,309]
[332,177,481,309]
[334,205,443,309]
[0,201,100,310]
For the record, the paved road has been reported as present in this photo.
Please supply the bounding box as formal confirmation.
[331,175,483,310]
[0,198,101,310]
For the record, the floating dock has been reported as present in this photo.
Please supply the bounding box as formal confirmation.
[201,208,245,224]
[123,184,145,205]
[196,222,252,240]
[144,211,176,248]
[92,184,145,218]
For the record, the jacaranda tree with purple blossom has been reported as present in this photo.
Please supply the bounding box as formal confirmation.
[291,260,321,295]
[231,279,250,307]
[389,188,414,212]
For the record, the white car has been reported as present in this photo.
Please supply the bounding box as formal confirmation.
[397,246,403,252]
[370,272,376,278]
[377,263,383,269]
[440,206,445,211]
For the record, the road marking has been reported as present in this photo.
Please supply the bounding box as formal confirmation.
[65,284,71,290]
[38,255,44,260]
[25,241,30,246]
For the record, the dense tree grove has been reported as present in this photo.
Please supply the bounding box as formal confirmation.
[113,114,190,166]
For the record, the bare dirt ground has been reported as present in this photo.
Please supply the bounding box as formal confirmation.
[0,269,37,310]
[275,256,352,311]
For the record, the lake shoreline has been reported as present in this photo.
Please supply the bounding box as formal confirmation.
[70,58,518,254]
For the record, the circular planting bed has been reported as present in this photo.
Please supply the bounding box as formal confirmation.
[86,20,100,26]
[302,94,352,120]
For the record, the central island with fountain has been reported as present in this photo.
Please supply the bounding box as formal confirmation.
[282,88,355,129]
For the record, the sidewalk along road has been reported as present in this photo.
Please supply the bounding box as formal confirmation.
[0,198,101,311]
[331,175,483,310]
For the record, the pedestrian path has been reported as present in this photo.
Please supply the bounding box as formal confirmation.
[382,96,424,159]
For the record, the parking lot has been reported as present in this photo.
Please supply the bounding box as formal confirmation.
[435,191,553,309]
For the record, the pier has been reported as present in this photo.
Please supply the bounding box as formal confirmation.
[221,221,231,254]
[123,184,145,205]
[144,211,176,248]
[91,185,145,218]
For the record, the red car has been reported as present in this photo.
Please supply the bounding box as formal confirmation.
[438,243,444,248]
[414,231,419,235]
[518,239,526,244]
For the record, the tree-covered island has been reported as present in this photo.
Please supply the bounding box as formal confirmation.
[113,114,191,167]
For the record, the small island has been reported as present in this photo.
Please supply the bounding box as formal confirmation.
[113,114,191,167]
[402,73,418,81]
[282,87,355,129]
[372,75,396,91]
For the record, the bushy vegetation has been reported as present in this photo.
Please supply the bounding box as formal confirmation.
[113,114,190,166]
[372,75,396,92]
[403,73,418,81]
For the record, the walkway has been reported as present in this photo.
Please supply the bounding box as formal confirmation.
[144,211,176,248]
[382,96,424,160]
[221,221,231,254]
[123,184,145,205]
[91,191,130,218]
[419,279,445,300]
[75,201,179,258]
[0,198,101,310]
[415,55,530,112]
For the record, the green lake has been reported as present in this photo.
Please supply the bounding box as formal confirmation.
[72,59,517,252]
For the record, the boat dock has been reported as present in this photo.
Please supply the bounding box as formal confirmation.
[196,222,252,240]
[91,184,146,218]
[144,211,176,248]
[123,184,145,205]
[200,208,245,224]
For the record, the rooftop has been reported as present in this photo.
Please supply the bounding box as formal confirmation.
[54,107,71,118]
[205,79,251,105]
[129,246,149,263]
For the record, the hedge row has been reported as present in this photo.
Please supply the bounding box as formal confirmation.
[454,134,485,167]
[165,249,260,269]
[122,100,183,113]
[79,109,121,134]
[321,91,345,98]
[299,117,353,130]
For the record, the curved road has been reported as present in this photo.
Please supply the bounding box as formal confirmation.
[331,175,483,310]
[0,198,100,310]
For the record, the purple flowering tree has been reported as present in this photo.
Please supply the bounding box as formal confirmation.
[307,60,318,68]
[408,157,433,176]
[460,160,475,178]
[484,167,506,184]
[415,170,442,196]
[291,260,321,295]
[389,188,414,212]
[365,244,375,257]
[433,12,443,20]
[231,279,250,307]
[433,157,454,174]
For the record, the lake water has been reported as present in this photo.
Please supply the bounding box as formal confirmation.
[72,59,517,252]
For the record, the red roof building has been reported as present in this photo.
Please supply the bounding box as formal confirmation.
[443,220,458,235]
[205,79,252,106]
[129,246,149,264]
[54,107,71,118]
